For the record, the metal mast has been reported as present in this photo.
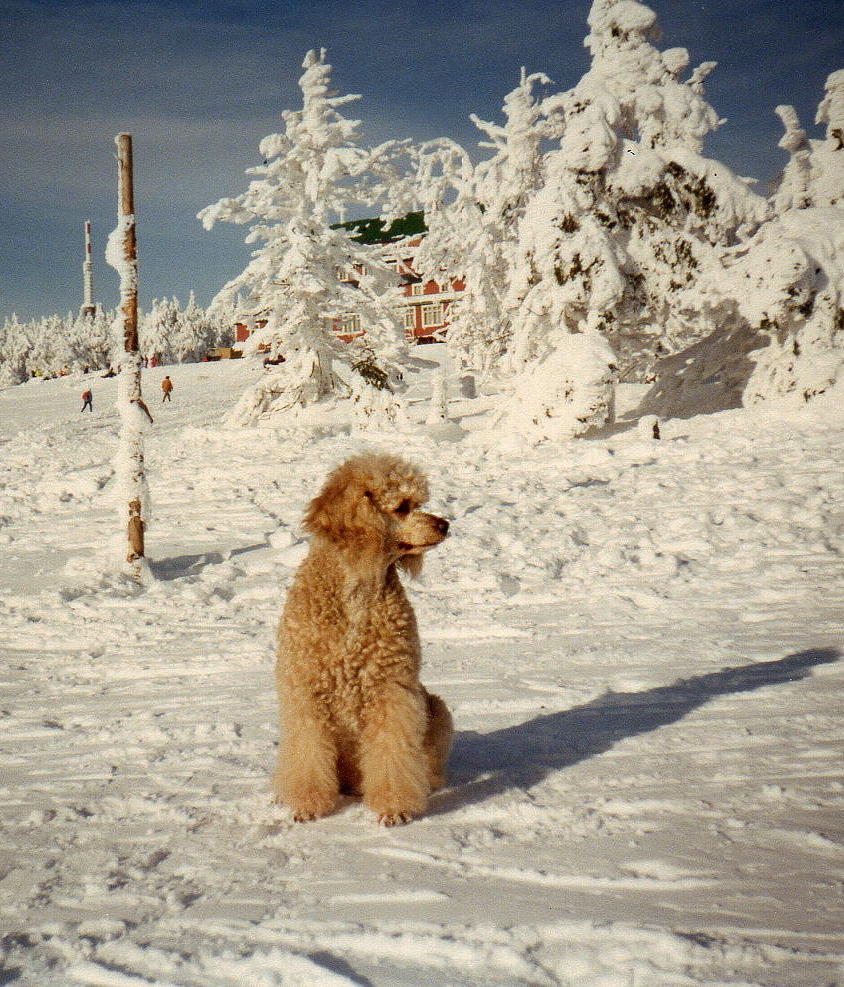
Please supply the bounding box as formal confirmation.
[81,220,96,318]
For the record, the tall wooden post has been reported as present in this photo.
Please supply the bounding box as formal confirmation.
[117,134,139,353]
[112,133,152,569]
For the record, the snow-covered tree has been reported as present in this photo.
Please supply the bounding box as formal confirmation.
[140,297,180,365]
[68,309,115,370]
[496,330,617,444]
[137,295,230,366]
[728,72,844,405]
[0,292,223,383]
[644,71,844,414]
[0,309,119,381]
[26,314,61,374]
[773,104,812,212]
[730,209,844,405]
[413,70,560,375]
[583,0,721,154]
[817,69,844,151]
[200,48,410,425]
[504,0,766,386]
[173,292,222,363]
[0,315,33,384]
[774,71,844,212]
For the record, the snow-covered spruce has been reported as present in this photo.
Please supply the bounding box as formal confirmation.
[733,207,844,406]
[406,0,768,413]
[0,308,116,382]
[199,48,411,426]
[0,295,230,384]
[412,68,561,378]
[140,294,227,366]
[504,0,765,387]
[646,70,844,414]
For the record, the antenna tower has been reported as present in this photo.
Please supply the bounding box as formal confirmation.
[81,221,96,318]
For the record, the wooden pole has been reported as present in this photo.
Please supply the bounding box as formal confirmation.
[117,133,139,355]
[114,133,152,568]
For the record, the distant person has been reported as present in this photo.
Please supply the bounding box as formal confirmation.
[81,389,93,413]
[161,375,173,402]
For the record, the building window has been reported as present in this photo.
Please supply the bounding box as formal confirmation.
[337,313,362,335]
[337,265,365,283]
[420,303,444,328]
[410,282,424,296]
[403,308,416,331]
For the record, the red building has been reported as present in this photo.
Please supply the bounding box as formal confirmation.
[384,235,466,343]
[234,319,267,345]
[230,224,465,348]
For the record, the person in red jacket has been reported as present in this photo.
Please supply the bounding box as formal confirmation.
[81,389,93,412]
[161,375,173,402]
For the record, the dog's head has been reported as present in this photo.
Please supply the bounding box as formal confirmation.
[304,453,449,575]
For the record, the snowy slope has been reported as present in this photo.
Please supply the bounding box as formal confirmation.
[1,358,843,987]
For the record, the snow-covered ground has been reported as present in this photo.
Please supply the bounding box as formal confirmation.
[1,355,843,987]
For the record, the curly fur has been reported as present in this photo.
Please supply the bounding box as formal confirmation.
[273,452,453,825]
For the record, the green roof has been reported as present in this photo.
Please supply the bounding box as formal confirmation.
[332,211,427,245]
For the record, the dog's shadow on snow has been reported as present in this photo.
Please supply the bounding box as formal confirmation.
[433,648,840,816]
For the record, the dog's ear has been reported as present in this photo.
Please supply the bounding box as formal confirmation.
[304,481,352,542]
[303,468,381,547]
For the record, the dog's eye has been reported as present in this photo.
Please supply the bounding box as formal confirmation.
[394,499,411,516]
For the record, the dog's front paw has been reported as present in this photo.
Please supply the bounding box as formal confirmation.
[367,790,426,826]
[280,789,338,822]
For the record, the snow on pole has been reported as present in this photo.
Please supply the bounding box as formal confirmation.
[107,133,153,574]
[426,349,450,425]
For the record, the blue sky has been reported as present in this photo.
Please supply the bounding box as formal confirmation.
[1,0,843,322]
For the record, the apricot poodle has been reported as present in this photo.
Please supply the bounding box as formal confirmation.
[273,452,453,825]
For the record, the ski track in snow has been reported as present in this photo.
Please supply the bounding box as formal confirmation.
[1,361,843,987]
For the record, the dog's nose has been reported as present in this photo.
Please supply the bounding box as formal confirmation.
[436,517,450,536]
